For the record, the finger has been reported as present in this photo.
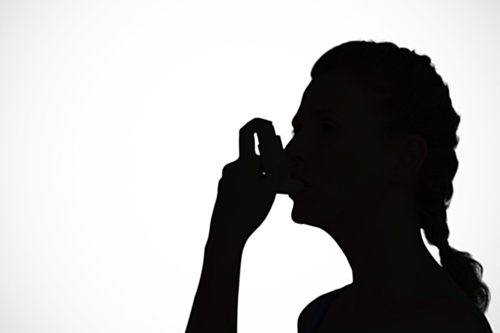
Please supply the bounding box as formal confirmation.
[239,118,273,161]
[257,155,265,175]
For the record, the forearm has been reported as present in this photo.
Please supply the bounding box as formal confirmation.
[185,236,246,333]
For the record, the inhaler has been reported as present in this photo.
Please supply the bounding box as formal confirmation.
[256,123,305,195]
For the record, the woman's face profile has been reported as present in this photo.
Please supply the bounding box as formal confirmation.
[285,69,400,231]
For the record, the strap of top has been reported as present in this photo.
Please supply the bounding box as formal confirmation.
[305,285,348,333]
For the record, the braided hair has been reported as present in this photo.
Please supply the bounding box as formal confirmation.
[310,40,490,313]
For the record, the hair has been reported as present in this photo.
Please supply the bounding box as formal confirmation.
[310,40,490,313]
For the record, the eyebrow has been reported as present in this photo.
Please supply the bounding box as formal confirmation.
[292,109,345,130]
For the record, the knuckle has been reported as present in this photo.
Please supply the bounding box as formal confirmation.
[222,160,238,175]
[240,118,271,133]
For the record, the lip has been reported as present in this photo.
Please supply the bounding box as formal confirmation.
[289,184,312,199]
[290,174,309,186]
[289,174,311,198]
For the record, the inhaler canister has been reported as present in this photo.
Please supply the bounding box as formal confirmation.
[257,126,305,195]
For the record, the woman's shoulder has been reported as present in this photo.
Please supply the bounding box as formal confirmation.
[297,285,350,333]
[374,298,487,333]
[374,287,492,333]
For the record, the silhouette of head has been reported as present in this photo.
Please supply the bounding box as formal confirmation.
[284,40,490,313]
[285,67,426,230]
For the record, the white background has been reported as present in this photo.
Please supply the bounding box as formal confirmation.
[0,1,498,332]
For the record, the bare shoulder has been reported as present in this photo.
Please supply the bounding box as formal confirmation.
[373,297,486,333]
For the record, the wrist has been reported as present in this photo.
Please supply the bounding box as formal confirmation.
[206,235,246,256]
[205,235,246,270]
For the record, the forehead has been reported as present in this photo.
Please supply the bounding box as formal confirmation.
[304,69,374,106]
[294,70,378,125]
[310,69,361,91]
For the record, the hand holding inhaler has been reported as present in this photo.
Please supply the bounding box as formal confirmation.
[208,118,305,246]
[257,123,305,194]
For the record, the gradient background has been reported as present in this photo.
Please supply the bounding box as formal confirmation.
[0,1,498,332]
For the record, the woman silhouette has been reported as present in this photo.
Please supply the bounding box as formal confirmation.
[185,40,492,333]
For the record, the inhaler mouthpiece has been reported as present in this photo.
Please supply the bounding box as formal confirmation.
[257,126,305,195]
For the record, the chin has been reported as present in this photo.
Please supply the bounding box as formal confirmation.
[291,207,333,226]
[291,208,313,225]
